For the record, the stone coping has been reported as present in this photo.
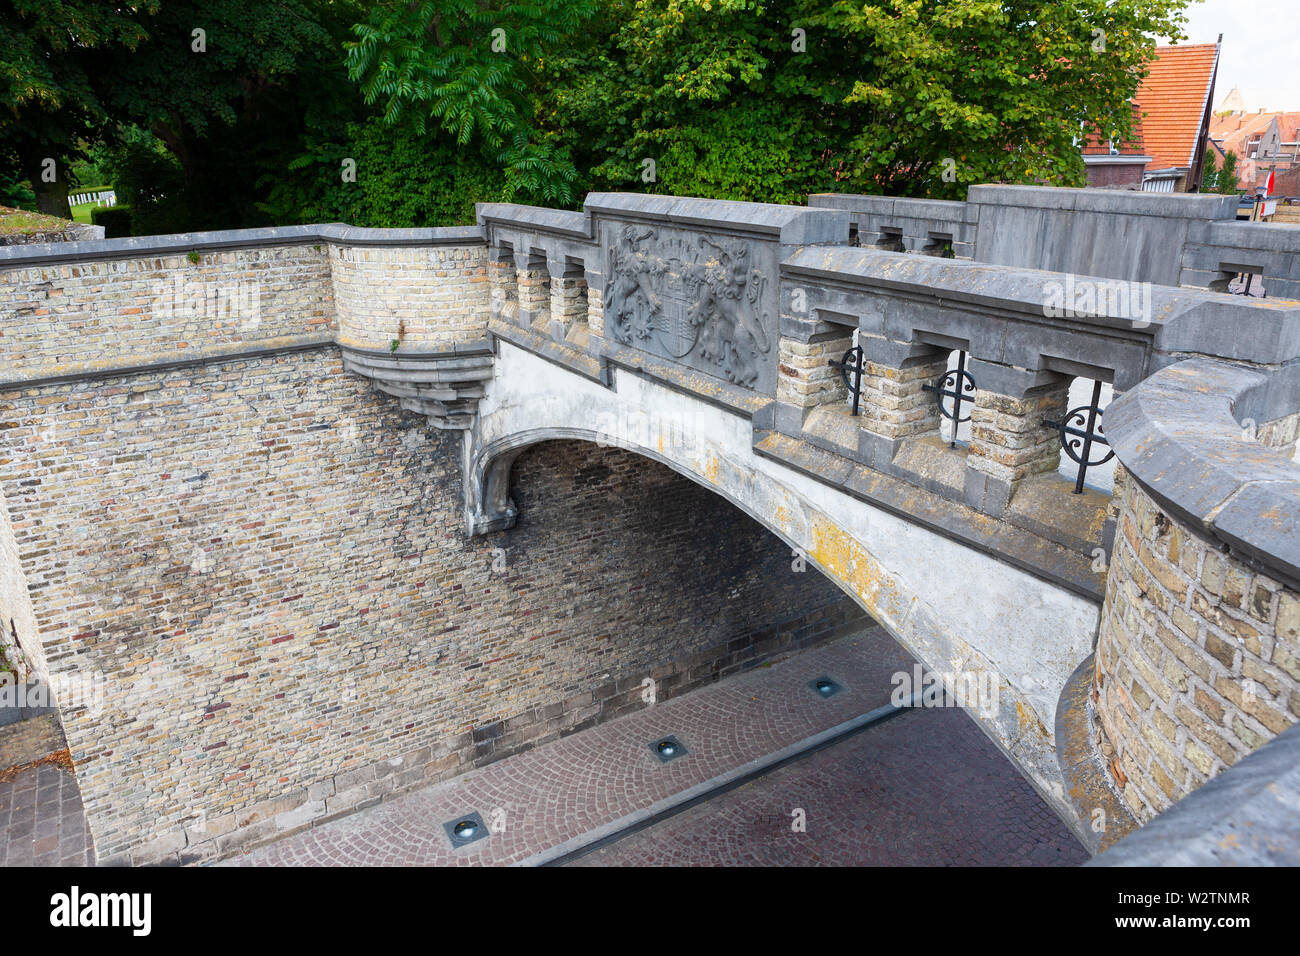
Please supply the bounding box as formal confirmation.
[0,222,485,267]
[475,203,592,239]
[338,339,495,360]
[582,192,849,245]
[1090,719,1300,865]
[967,184,1240,220]
[810,185,1241,223]
[1194,217,1300,253]
[1105,358,1300,588]
[807,193,977,223]
[2,336,337,390]
[781,245,1300,365]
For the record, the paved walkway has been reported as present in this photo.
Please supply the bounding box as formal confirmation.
[227,628,1086,866]
[0,714,94,867]
[569,706,1085,866]
[0,629,1088,867]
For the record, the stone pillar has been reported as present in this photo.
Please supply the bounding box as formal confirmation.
[514,251,549,330]
[858,352,949,442]
[964,375,1069,516]
[776,329,854,411]
[488,246,518,325]
[547,258,588,343]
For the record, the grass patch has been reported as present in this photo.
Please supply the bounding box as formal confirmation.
[69,186,115,225]
[0,204,77,237]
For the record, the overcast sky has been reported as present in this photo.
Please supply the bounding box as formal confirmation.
[1173,0,1300,100]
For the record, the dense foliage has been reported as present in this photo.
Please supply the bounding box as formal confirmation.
[3,0,1191,232]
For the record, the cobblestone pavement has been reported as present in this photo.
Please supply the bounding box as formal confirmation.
[230,628,1086,866]
[230,627,909,865]
[0,715,95,867]
[569,706,1087,866]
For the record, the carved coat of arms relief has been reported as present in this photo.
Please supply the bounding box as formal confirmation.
[606,225,773,389]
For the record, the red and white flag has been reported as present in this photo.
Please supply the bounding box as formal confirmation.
[1265,169,1275,196]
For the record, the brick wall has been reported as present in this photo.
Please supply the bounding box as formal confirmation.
[0,349,862,862]
[1094,477,1300,821]
[0,246,334,383]
[330,245,489,351]
[1084,163,1146,189]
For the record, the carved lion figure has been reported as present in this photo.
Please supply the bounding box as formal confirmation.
[689,237,771,388]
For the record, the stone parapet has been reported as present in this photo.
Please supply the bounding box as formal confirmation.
[0,245,335,384]
[807,193,976,258]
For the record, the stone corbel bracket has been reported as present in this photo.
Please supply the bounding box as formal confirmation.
[340,341,496,431]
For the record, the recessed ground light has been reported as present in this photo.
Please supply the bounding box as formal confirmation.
[650,735,687,763]
[443,811,489,848]
[810,676,841,698]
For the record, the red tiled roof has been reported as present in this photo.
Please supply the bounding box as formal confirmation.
[1135,43,1221,170]
[1210,110,1300,156]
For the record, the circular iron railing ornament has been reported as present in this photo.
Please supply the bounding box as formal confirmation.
[1042,379,1113,494]
[934,368,977,423]
[828,345,865,416]
[1059,407,1116,468]
[922,350,977,447]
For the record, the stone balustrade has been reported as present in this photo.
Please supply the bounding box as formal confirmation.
[774,244,1300,531]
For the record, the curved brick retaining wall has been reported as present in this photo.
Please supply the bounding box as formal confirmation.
[331,241,488,351]
[1096,360,1300,821]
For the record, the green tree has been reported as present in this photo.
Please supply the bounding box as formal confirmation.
[1202,148,1240,194]
[345,0,601,206]
[101,0,365,231]
[531,0,1192,201]
[0,0,156,215]
[257,116,509,227]
[539,0,847,201]
[809,0,1191,197]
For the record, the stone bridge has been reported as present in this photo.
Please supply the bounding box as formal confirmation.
[2,186,1298,863]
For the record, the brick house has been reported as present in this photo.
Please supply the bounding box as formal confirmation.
[1209,107,1300,195]
[1083,102,1153,189]
[1081,40,1222,193]
[1134,40,1222,193]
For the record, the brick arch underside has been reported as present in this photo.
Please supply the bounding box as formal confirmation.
[469,419,1097,823]
[493,436,871,676]
[472,427,935,651]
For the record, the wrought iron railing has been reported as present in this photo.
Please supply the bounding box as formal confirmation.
[922,351,976,447]
[1043,379,1114,493]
